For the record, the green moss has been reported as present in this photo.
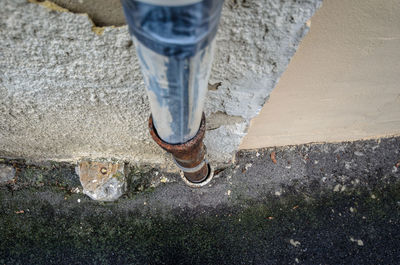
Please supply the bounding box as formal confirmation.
[112,172,124,182]
[1,159,399,264]
[1,181,399,264]
[124,165,156,197]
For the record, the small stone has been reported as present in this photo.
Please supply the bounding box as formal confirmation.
[371,194,376,199]
[275,191,281,196]
[350,237,364,246]
[334,146,345,153]
[0,164,15,185]
[245,163,252,170]
[333,184,341,192]
[71,187,80,193]
[227,190,231,196]
[77,199,81,203]
[160,176,168,183]
[289,239,301,247]
[354,151,364,157]
[77,161,126,201]
[351,179,360,185]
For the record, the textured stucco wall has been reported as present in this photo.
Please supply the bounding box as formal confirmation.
[0,0,321,168]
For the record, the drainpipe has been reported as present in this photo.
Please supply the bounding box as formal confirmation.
[121,0,224,187]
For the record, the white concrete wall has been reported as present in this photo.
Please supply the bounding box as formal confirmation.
[0,0,321,168]
[241,0,400,149]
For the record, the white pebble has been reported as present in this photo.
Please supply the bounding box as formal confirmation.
[289,239,301,247]
[350,237,364,246]
[333,184,341,192]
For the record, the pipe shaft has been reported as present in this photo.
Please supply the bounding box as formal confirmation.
[122,0,224,144]
[122,0,224,185]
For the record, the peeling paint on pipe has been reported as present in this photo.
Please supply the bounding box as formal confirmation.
[149,113,212,186]
[121,0,224,144]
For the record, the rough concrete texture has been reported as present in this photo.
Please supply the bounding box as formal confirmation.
[0,136,399,263]
[77,160,126,201]
[0,164,15,185]
[0,0,322,168]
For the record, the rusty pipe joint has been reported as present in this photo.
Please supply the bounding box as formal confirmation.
[149,113,213,187]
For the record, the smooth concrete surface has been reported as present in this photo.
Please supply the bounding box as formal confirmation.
[0,0,321,166]
[241,0,400,149]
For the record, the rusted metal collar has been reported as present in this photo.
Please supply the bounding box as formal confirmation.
[149,113,212,187]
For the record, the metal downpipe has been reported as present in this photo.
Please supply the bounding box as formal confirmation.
[121,0,224,186]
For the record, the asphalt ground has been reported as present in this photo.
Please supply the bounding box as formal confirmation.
[0,136,399,264]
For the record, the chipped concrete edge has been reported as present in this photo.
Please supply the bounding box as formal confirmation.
[28,0,118,35]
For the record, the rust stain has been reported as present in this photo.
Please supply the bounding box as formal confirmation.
[78,161,123,191]
[149,113,209,183]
